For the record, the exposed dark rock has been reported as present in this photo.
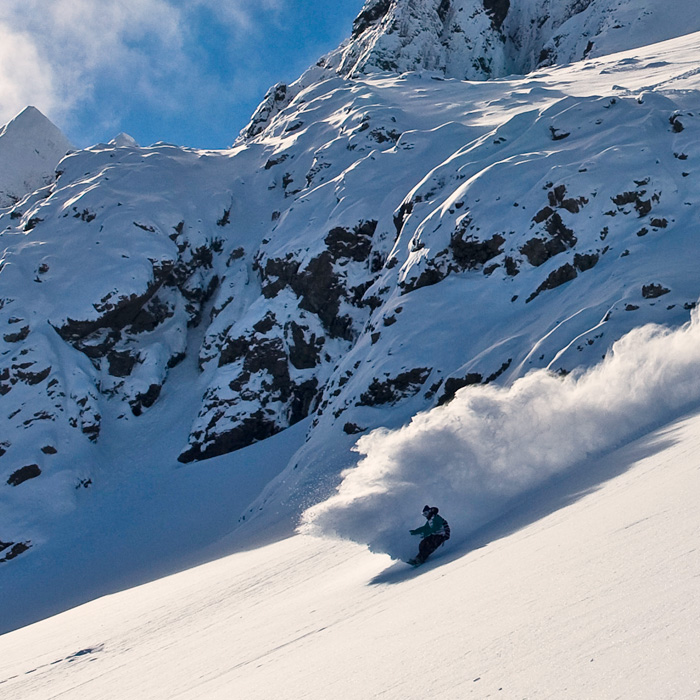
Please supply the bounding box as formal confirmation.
[325,221,377,263]
[128,296,174,334]
[129,384,162,416]
[260,256,301,299]
[3,325,30,343]
[401,264,448,293]
[546,185,588,213]
[450,233,505,270]
[521,212,577,267]
[642,283,670,299]
[253,312,277,335]
[526,263,577,303]
[504,256,519,276]
[81,419,101,443]
[217,207,232,227]
[24,217,43,231]
[573,252,599,272]
[437,0,451,22]
[520,237,559,267]
[41,445,58,454]
[0,369,12,396]
[241,83,289,140]
[369,127,401,144]
[228,247,245,265]
[295,252,349,338]
[545,212,577,245]
[393,200,414,236]
[288,322,324,370]
[74,208,96,222]
[7,464,41,486]
[178,410,281,462]
[352,0,392,38]
[483,0,509,29]
[218,335,250,367]
[650,218,668,228]
[107,350,138,377]
[167,352,186,369]
[358,368,431,406]
[533,206,554,224]
[549,126,570,141]
[669,114,685,133]
[0,541,31,562]
[437,373,482,405]
[243,337,289,382]
[485,358,512,383]
[57,261,174,342]
[74,329,121,360]
[133,222,156,232]
[265,154,289,170]
[15,364,51,386]
[636,199,652,217]
[611,190,653,217]
[289,378,319,424]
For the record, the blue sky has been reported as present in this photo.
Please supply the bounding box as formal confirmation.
[0,0,365,148]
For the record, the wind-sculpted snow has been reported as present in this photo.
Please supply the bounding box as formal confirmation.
[303,308,700,561]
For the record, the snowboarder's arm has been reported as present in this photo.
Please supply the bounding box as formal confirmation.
[410,524,428,536]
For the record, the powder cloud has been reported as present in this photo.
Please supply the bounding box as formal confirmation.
[303,308,700,561]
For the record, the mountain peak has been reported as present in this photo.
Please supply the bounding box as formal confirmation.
[0,106,73,207]
[109,132,139,148]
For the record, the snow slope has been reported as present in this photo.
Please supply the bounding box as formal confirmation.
[1,403,699,698]
[0,106,72,207]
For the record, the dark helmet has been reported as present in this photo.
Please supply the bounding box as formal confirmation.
[423,505,438,517]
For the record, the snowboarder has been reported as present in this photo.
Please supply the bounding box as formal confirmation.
[408,505,450,566]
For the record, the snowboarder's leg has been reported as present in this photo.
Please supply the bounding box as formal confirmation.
[416,534,445,564]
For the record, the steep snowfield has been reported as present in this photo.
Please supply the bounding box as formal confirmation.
[0,106,72,207]
[1,403,699,698]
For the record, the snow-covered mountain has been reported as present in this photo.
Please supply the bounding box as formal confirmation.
[325,0,700,80]
[0,106,73,208]
[3,0,700,651]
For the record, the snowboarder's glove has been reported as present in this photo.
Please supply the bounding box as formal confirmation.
[409,529,418,535]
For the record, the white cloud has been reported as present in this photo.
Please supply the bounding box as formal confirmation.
[194,0,284,32]
[0,0,357,144]
[0,0,224,135]
[0,22,61,122]
[303,308,700,562]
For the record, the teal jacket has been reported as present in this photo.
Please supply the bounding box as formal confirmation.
[410,514,449,539]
